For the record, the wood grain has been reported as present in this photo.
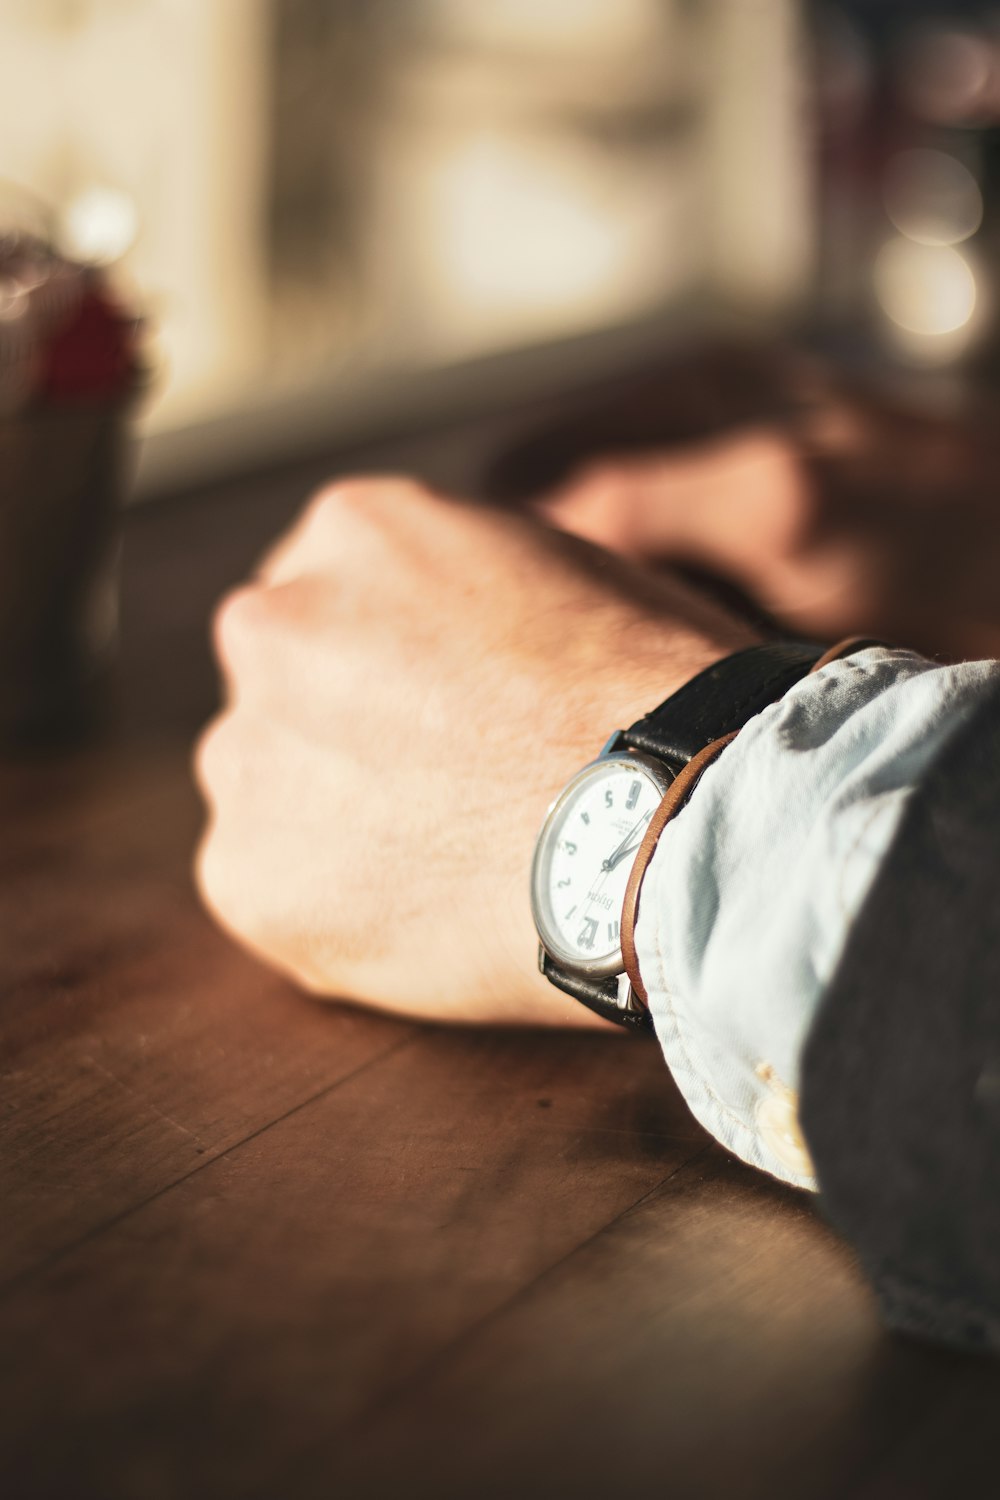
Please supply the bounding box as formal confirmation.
[337,1149,997,1500]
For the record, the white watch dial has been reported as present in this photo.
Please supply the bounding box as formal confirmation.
[531,753,672,977]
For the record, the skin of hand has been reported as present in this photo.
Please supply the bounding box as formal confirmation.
[536,427,874,644]
[536,406,1000,662]
[193,477,757,1026]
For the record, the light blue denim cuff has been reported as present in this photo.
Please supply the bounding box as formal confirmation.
[634,647,1000,1190]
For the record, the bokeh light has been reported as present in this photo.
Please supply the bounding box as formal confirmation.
[874,236,978,359]
[899,25,999,124]
[60,186,138,266]
[883,149,982,247]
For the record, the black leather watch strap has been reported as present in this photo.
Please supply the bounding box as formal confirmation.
[624,640,825,768]
[541,952,654,1034]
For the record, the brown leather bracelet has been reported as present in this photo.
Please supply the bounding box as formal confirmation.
[809,635,885,673]
[619,635,884,1008]
[619,731,737,1006]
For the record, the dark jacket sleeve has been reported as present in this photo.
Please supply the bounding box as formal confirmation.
[800,675,1000,1354]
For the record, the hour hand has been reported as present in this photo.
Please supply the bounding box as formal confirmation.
[605,837,644,872]
[601,811,652,871]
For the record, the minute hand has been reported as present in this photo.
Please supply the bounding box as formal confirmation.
[601,811,652,872]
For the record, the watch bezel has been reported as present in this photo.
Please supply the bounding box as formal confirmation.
[530,750,675,979]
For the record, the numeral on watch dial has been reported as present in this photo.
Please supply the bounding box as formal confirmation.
[577,918,598,950]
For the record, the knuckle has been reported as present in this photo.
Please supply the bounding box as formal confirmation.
[193,818,241,935]
[579,461,621,494]
[307,475,430,531]
[322,478,372,509]
[193,815,256,940]
[305,486,347,532]
[286,959,335,998]
[191,711,233,798]
[211,584,268,664]
[193,825,224,911]
[196,829,298,976]
[308,480,378,530]
[194,833,260,953]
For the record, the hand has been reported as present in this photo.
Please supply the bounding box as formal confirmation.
[537,428,860,640]
[537,409,1000,662]
[193,478,757,1025]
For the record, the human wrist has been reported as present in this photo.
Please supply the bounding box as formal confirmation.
[518,615,772,1027]
[562,622,763,766]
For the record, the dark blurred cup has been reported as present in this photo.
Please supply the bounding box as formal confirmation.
[0,235,143,748]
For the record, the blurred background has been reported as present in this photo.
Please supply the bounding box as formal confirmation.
[2,0,999,495]
[1,0,807,495]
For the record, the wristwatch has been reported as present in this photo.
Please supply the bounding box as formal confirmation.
[529,641,830,1034]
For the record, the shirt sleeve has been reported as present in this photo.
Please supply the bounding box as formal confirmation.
[633,646,1000,1190]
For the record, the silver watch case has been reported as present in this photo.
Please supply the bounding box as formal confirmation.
[530,736,675,980]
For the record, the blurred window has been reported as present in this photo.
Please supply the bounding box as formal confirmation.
[0,0,807,489]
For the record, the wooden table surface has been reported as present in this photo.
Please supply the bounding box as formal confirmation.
[3,394,1000,1500]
